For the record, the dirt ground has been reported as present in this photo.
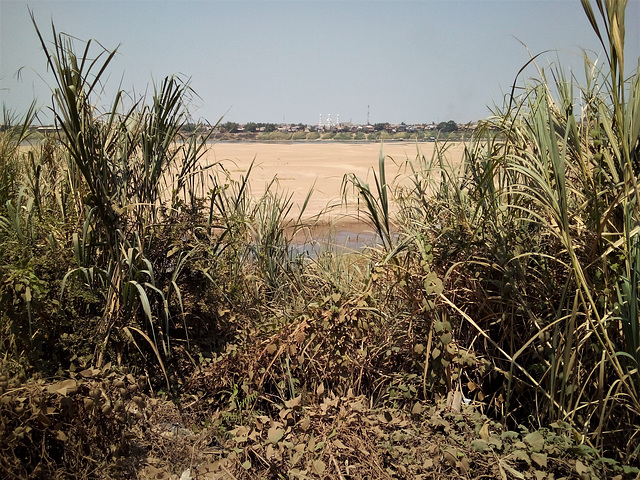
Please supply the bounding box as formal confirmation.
[200,141,466,222]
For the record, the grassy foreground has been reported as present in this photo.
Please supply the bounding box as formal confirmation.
[2,2,640,478]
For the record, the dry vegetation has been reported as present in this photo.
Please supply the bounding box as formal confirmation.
[1,2,640,478]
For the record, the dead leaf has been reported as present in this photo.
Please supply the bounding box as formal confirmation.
[443,450,457,467]
[524,431,545,452]
[312,459,325,475]
[451,390,462,412]
[300,416,311,431]
[285,395,301,409]
[458,456,470,473]
[267,426,284,444]
[37,413,51,426]
[412,402,425,415]
[47,379,78,396]
[576,459,588,475]
[499,459,525,479]
[266,444,275,459]
[479,421,490,440]
[531,452,547,468]
[511,449,530,463]
[279,408,292,421]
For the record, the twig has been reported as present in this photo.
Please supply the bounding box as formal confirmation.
[331,454,346,480]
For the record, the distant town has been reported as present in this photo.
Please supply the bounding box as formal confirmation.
[31,120,479,142]
[179,119,478,142]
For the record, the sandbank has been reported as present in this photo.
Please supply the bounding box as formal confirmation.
[200,141,466,223]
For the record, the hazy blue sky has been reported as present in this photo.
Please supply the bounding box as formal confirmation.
[1,0,639,125]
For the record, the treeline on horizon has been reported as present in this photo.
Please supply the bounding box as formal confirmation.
[187,119,465,133]
[178,119,472,141]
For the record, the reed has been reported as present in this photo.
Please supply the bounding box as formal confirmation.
[389,0,640,460]
[29,15,214,383]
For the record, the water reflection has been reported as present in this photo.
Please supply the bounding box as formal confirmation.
[289,222,384,259]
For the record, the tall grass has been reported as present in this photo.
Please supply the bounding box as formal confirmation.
[30,16,216,380]
[342,145,396,252]
[383,0,640,461]
[0,105,37,213]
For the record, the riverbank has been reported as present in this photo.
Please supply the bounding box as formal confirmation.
[201,141,466,221]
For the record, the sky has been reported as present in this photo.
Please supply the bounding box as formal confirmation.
[1,0,639,126]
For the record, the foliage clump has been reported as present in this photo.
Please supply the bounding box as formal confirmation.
[2,1,640,478]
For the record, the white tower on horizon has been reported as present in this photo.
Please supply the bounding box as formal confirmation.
[327,114,332,128]
[336,114,340,127]
[319,114,322,129]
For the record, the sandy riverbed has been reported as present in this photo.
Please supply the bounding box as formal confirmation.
[199,141,466,222]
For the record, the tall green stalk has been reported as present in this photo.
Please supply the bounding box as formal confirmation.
[32,15,205,380]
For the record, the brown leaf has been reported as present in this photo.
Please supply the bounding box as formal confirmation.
[79,368,98,378]
[37,413,51,426]
[267,426,284,444]
[458,456,470,473]
[285,395,301,409]
[266,444,275,459]
[479,421,490,440]
[47,379,78,396]
[443,450,457,467]
[576,459,588,475]
[499,459,525,479]
[451,390,462,412]
[531,452,547,468]
[300,416,311,431]
[524,431,544,452]
[312,459,325,475]
[511,449,530,463]
[279,408,292,421]
[333,439,349,450]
